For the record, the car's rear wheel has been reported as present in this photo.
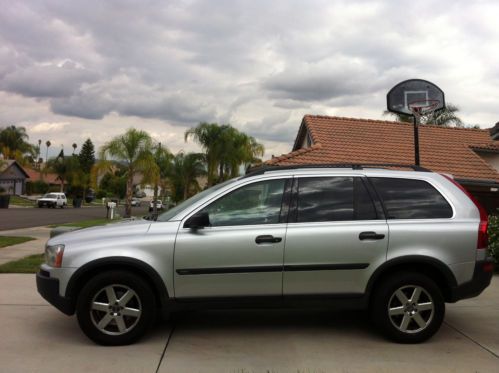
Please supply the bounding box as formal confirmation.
[370,272,445,343]
[76,270,156,345]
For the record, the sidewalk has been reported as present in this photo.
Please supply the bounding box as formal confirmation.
[0,226,50,265]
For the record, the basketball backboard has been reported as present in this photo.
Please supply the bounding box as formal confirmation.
[387,79,445,116]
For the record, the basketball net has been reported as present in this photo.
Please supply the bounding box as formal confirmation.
[408,99,440,124]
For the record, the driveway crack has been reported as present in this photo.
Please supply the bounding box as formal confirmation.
[155,324,176,373]
[444,321,499,359]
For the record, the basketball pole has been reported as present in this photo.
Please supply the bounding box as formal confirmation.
[413,115,420,166]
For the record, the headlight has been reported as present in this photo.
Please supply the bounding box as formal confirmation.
[45,244,65,267]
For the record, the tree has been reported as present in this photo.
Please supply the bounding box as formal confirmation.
[184,123,223,186]
[45,140,51,163]
[78,138,96,202]
[383,103,463,127]
[46,150,81,193]
[99,128,158,217]
[168,152,206,202]
[185,123,264,185]
[150,143,172,214]
[0,125,36,164]
[79,138,96,173]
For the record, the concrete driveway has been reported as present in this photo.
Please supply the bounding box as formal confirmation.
[0,274,497,373]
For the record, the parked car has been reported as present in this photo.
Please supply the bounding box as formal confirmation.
[37,165,494,345]
[135,190,146,198]
[131,198,141,207]
[85,189,96,203]
[148,200,163,212]
[37,192,67,208]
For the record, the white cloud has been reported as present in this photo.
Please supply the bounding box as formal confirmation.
[30,121,70,133]
[0,0,498,160]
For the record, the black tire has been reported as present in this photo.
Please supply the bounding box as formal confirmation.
[370,272,445,343]
[76,270,156,345]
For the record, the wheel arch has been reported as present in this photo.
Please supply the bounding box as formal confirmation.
[366,256,458,302]
[66,257,170,310]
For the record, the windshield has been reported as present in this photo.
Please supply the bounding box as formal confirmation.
[43,193,58,198]
[156,178,239,222]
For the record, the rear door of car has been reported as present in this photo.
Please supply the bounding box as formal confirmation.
[283,174,388,296]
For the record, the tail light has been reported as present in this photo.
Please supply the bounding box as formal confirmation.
[441,174,488,250]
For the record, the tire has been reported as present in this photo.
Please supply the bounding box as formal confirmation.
[370,272,445,343]
[76,270,157,346]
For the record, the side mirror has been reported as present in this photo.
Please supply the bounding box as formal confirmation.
[184,211,210,229]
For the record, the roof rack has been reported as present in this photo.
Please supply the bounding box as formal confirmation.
[244,163,431,177]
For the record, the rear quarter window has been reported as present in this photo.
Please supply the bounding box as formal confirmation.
[370,177,453,219]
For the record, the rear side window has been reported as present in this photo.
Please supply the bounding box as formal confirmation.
[370,177,453,219]
[296,177,377,222]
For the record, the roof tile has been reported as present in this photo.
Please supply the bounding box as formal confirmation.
[267,115,499,182]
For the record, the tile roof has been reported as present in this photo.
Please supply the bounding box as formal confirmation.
[24,167,62,184]
[266,115,499,182]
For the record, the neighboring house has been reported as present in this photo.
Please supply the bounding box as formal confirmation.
[24,167,65,191]
[0,160,29,195]
[267,115,499,213]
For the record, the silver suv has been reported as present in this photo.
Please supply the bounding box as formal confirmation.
[36,165,494,345]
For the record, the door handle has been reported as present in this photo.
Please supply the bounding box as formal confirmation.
[359,231,385,240]
[255,235,282,244]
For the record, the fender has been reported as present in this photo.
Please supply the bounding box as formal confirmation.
[365,255,458,297]
[65,256,170,309]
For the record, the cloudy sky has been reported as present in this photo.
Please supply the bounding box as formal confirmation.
[1,0,498,159]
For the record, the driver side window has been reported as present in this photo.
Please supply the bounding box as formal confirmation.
[200,179,286,227]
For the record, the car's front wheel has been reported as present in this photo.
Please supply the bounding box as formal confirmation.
[76,270,156,345]
[371,272,445,343]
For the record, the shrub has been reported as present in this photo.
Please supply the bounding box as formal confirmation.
[26,180,49,195]
[488,215,499,267]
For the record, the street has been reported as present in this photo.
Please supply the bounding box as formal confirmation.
[0,274,497,373]
[0,205,151,230]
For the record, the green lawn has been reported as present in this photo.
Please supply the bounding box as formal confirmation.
[8,195,35,207]
[0,235,36,248]
[0,254,44,273]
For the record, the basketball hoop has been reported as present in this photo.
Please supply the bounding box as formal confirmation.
[408,99,440,118]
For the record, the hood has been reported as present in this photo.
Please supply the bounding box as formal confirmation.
[47,219,152,246]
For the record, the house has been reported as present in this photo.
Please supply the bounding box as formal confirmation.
[24,167,65,192]
[0,160,29,195]
[267,115,499,213]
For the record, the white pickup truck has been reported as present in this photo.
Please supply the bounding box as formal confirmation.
[37,192,67,208]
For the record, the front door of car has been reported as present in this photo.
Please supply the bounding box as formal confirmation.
[283,176,388,296]
[174,177,291,298]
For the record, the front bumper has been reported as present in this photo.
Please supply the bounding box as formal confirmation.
[36,270,75,315]
[449,259,494,302]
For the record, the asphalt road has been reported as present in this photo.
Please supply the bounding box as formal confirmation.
[0,205,151,230]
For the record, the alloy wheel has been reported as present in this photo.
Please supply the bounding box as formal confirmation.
[387,285,434,334]
[90,284,142,336]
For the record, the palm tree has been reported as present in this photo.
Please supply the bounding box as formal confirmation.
[184,123,223,186]
[168,152,206,202]
[0,125,36,164]
[185,123,264,185]
[383,103,463,127]
[150,143,172,214]
[45,140,51,163]
[99,128,158,217]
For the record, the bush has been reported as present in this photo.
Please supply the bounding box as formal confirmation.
[489,215,499,267]
[26,180,49,195]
